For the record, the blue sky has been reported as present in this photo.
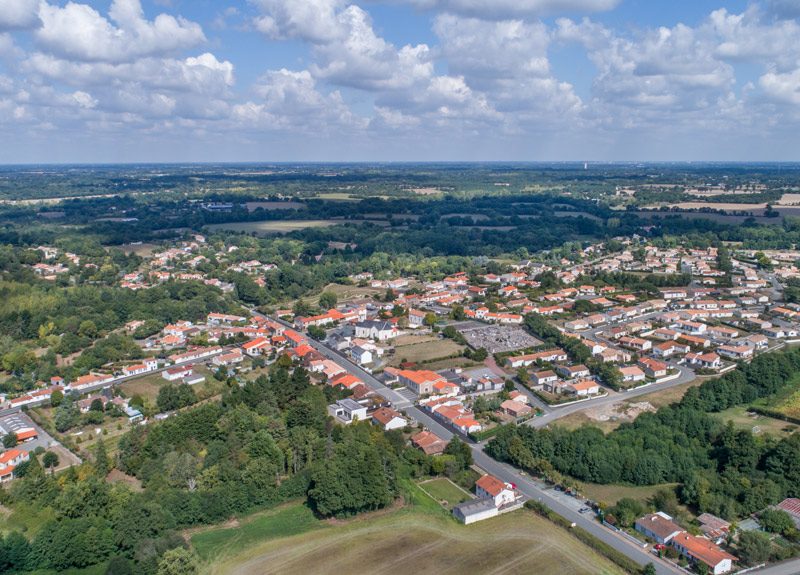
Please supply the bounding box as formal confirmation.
[0,0,798,162]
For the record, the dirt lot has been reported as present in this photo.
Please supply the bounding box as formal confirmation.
[315,283,384,305]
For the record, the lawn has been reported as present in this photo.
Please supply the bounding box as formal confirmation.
[578,482,680,507]
[205,220,341,235]
[0,504,56,537]
[201,504,627,575]
[389,338,464,367]
[417,478,472,509]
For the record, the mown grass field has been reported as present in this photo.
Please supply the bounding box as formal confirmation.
[199,501,627,575]
[417,478,472,509]
[389,337,464,367]
[578,482,680,507]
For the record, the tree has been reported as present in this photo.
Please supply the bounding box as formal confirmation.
[94,439,110,476]
[423,313,437,327]
[759,509,794,535]
[443,437,473,472]
[737,531,772,566]
[2,431,18,448]
[318,291,338,310]
[293,299,313,317]
[308,325,327,340]
[42,451,59,470]
[104,556,134,575]
[54,400,80,432]
[642,564,657,575]
[156,547,198,575]
[50,389,64,407]
[516,368,530,386]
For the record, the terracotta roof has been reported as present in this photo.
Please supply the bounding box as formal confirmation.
[476,474,509,497]
[371,407,404,426]
[673,532,736,567]
[636,513,682,541]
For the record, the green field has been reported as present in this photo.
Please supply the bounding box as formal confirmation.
[712,406,798,438]
[578,482,680,507]
[205,220,341,234]
[418,478,472,509]
[200,503,627,575]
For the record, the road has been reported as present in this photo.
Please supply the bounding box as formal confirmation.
[260,311,681,575]
[526,365,697,429]
[750,559,800,575]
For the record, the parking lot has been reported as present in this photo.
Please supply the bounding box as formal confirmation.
[0,412,82,470]
[458,324,542,354]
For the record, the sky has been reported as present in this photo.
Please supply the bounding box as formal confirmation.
[0,0,799,163]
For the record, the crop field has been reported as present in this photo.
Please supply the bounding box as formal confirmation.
[205,220,341,234]
[201,504,626,575]
[417,478,472,509]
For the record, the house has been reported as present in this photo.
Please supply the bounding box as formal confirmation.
[565,379,600,396]
[475,474,517,507]
[635,512,683,544]
[555,364,591,379]
[531,370,558,386]
[408,309,427,329]
[618,336,652,352]
[671,532,736,575]
[122,358,158,376]
[391,368,446,395]
[242,336,271,357]
[619,366,646,383]
[163,365,193,381]
[213,349,244,366]
[350,345,373,365]
[638,358,668,378]
[411,430,448,455]
[500,399,532,418]
[717,345,754,360]
[697,513,731,542]
[685,352,721,370]
[207,313,247,325]
[327,399,368,424]
[0,449,29,483]
[371,407,408,430]
[453,497,499,525]
[508,390,529,405]
[354,320,398,341]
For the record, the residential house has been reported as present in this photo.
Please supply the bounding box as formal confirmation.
[327,399,368,424]
[0,449,29,482]
[619,366,646,383]
[163,365,192,381]
[411,430,448,456]
[371,407,408,430]
[685,352,721,370]
[565,379,601,396]
[531,370,558,386]
[505,349,568,368]
[717,345,754,360]
[389,368,446,395]
[555,364,591,379]
[475,474,518,507]
[638,358,669,378]
[408,309,427,329]
[635,512,683,544]
[354,320,399,341]
[500,400,532,418]
[671,532,736,575]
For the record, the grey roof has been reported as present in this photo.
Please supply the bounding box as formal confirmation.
[338,398,365,411]
[453,497,496,517]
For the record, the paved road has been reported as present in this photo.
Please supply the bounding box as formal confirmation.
[261,311,681,575]
[751,558,800,575]
[526,365,697,429]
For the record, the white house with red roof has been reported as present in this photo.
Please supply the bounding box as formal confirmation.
[475,474,518,507]
[0,449,29,483]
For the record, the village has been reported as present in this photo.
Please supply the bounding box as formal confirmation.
[3,234,800,575]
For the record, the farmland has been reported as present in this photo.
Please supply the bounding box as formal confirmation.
[200,503,626,575]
